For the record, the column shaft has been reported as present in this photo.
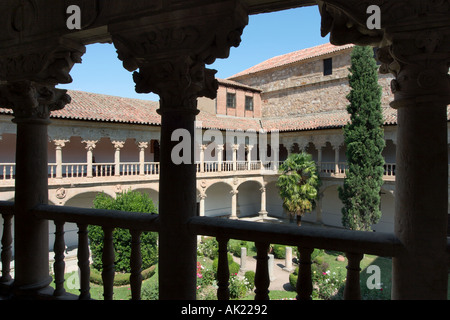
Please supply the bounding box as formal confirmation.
[13,119,52,294]
[158,110,198,300]
[392,103,448,299]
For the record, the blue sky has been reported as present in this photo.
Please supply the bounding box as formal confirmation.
[58,6,329,101]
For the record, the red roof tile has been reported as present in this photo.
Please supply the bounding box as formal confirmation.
[261,107,398,132]
[229,43,355,79]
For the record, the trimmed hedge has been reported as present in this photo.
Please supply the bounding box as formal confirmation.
[212,253,240,276]
[90,265,156,286]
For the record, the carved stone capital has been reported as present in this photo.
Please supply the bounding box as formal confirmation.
[83,140,98,151]
[133,57,218,112]
[53,139,69,149]
[377,30,450,108]
[0,81,71,122]
[0,39,85,85]
[110,1,248,111]
[112,141,125,150]
[137,141,149,150]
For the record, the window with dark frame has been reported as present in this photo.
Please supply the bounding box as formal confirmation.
[323,58,332,76]
[226,92,236,108]
[245,96,254,111]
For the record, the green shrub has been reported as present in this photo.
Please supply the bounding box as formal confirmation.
[289,267,298,290]
[272,244,286,259]
[229,274,250,299]
[88,190,158,273]
[228,240,248,257]
[244,271,255,290]
[141,280,159,300]
[89,265,156,286]
[197,237,219,259]
[212,253,240,276]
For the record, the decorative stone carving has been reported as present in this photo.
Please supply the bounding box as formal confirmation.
[110,1,248,109]
[83,140,97,151]
[55,187,67,199]
[112,141,125,150]
[0,41,85,85]
[0,81,71,121]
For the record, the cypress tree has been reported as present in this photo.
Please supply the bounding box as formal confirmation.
[338,46,385,231]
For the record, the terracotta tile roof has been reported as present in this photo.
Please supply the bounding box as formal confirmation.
[217,78,262,92]
[261,107,399,132]
[0,89,263,131]
[229,42,355,79]
[0,87,447,133]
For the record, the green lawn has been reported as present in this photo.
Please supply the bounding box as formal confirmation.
[53,249,449,300]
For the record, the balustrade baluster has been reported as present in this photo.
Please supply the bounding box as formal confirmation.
[77,224,91,300]
[296,247,313,300]
[216,237,230,300]
[102,227,115,300]
[0,213,13,285]
[254,242,270,300]
[130,229,142,300]
[343,252,363,300]
[53,220,66,297]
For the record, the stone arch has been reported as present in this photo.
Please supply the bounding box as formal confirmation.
[132,188,159,206]
[64,191,114,209]
[204,181,233,217]
[236,180,261,218]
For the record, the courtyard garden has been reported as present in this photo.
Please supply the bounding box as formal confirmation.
[54,237,442,300]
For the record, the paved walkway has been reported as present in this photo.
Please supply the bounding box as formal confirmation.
[234,254,296,292]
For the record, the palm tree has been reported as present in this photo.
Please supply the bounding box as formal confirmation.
[277,152,320,226]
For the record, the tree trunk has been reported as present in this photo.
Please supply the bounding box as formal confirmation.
[296,215,302,226]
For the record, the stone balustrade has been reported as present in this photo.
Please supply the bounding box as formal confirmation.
[0,160,399,186]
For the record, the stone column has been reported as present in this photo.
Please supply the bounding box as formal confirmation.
[378,35,450,300]
[318,0,450,299]
[54,140,68,179]
[333,144,340,174]
[112,141,125,176]
[110,1,248,299]
[217,144,224,172]
[199,193,206,217]
[230,189,239,219]
[83,140,97,178]
[272,145,280,171]
[246,144,253,170]
[317,145,323,173]
[137,142,148,175]
[199,144,206,173]
[0,37,84,298]
[0,82,73,297]
[232,144,239,171]
[259,186,268,219]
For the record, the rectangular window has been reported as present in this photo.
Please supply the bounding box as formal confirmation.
[245,96,254,111]
[226,92,236,108]
[323,58,332,76]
